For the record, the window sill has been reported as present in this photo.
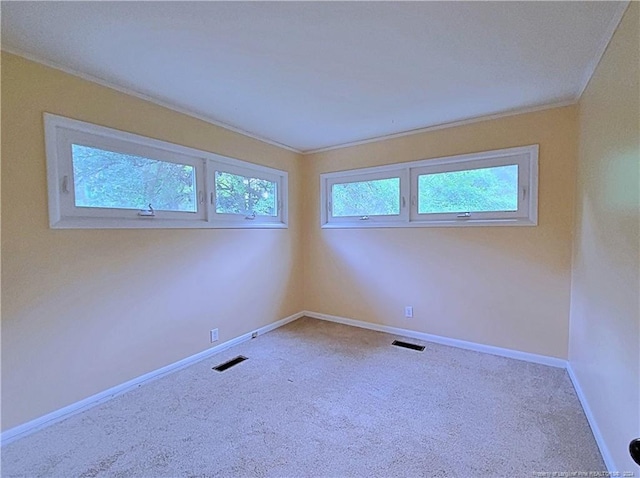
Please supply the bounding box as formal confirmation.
[208,221,288,230]
[321,218,537,229]
[51,218,288,230]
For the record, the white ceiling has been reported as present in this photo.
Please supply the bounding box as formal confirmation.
[1,1,628,153]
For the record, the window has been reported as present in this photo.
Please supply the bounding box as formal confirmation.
[325,170,409,224]
[417,165,518,215]
[321,145,538,228]
[333,178,399,217]
[210,162,285,226]
[215,172,276,216]
[72,145,198,213]
[44,114,288,229]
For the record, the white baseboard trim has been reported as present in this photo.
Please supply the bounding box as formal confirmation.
[1,310,579,448]
[566,363,615,472]
[1,311,304,446]
[302,310,568,368]
[303,312,615,468]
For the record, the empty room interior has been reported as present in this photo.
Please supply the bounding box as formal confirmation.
[1,1,639,477]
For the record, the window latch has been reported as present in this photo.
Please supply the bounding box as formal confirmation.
[457,212,471,218]
[62,175,70,194]
[138,204,155,217]
[245,211,256,220]
[359,215,370,220]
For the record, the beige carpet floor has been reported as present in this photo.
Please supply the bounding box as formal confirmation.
[2,317,605,477]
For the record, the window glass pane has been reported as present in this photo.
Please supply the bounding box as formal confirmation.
[418,164,518,214]
[332,178,400,217]
[215,171,277,216]
[72,144,197,212]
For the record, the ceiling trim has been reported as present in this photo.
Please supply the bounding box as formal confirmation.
[6,38,607,157]
[0,45,304,154]
[576,1,630,100]
[302,98,578,155]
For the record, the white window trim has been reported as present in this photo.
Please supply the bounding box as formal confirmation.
[44,113,288,229]
[320,145,538,228]
[325,169,409,225]
[209,161,286,227]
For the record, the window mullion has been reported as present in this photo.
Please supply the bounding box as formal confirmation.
[321,145,538,228]
[45,113,287,229]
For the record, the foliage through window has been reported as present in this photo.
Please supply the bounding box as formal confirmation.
[418,165,519,214]
[45,114,288,229]
[321,145,538,228]
[215,171,277,217]
[332,178,400,217]
[72,145,197,212]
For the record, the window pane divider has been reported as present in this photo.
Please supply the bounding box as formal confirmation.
[320,145,538,228]
[44,113,288,229]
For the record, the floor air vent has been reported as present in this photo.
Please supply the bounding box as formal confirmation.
[213,356,248,372]
[392,340,425,352]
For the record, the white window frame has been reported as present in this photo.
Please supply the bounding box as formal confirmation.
[323,169,409,225]
[209,160,287,227]
[44,113,288,229]
[320,145,538,228]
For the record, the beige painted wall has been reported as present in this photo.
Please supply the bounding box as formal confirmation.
[3,12,633,442]
[1,53,304,430]
[303,105,578,359]
[569,2,639,472]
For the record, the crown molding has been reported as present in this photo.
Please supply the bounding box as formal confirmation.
[301,98,578,155]
[1,45,303,154]
[576,1,630,100]
[4,43,598,157]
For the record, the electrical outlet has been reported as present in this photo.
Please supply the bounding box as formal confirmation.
[210,328,219,343]
[404,306,413,318]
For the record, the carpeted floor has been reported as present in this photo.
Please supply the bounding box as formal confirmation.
[2,317,605,477]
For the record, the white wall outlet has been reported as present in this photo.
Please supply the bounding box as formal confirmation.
[404,306,413,318]
[210,328,219,343]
